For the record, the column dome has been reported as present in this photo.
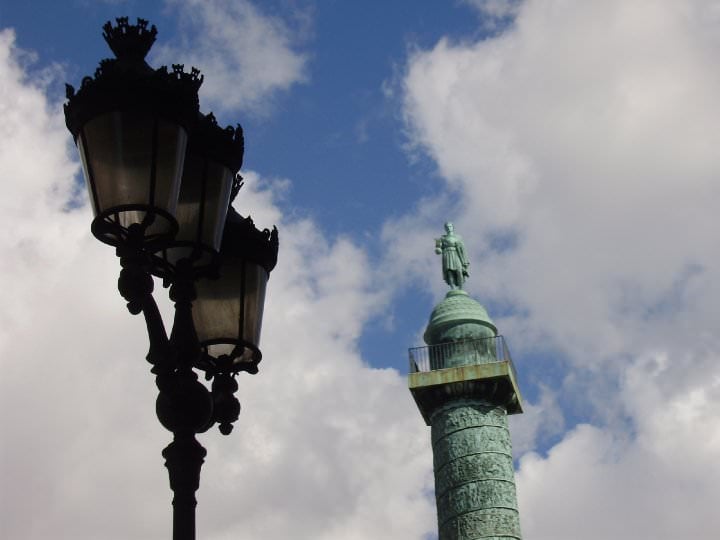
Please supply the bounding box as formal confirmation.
[424,290,497,346]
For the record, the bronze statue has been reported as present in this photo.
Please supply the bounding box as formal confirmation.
[435,222,470,290]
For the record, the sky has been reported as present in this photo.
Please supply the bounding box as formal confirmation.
[1,0,719,538]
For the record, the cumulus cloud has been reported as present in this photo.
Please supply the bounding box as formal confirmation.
[401,0,720,362]
[6,0,720,538]
[155,0,309,116]
[399,0,720,537]
[0,28,435,540]
[509,385,564,455]
[517,352,720,539]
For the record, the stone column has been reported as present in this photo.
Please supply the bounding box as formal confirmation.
[431,399,521,540]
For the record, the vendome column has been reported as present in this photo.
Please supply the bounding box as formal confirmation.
[408,223,524,540]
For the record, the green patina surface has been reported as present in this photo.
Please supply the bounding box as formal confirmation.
[424,290,496,346]
[435,222,471,291]
[431,401,521,540]
[409,361,523,424]
[409,224,523,540]
[409,361,521,395]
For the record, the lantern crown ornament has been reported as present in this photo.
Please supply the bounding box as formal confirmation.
[102,16,157,62]
[64,17,203,137]
[63,18,278,540]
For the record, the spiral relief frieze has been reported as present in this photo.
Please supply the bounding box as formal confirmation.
[439,508,522,540]
[431,400,521,540]
[434,453,515,497]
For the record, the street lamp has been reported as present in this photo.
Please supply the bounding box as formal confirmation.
[63,17,278,540]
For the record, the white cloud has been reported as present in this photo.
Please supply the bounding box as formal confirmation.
[516,353,720,539]
[155,0,309,116]
[7,0,720,537]
[463,0,521,20]
[401,0,720,362]
[509,385,564,455]
[400,0,720,537]
[0,28,435,540]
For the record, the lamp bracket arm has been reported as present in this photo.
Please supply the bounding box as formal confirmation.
[141,293,170,368]
[116,246,170,368]
[167,259,201,372]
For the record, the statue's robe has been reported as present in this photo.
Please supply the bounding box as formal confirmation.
[440,235,469,282]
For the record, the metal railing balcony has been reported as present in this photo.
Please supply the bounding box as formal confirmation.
[408,335,516,381]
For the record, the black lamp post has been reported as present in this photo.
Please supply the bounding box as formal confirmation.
[64,18,278,540]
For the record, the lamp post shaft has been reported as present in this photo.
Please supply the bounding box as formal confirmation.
[163,433,207,540]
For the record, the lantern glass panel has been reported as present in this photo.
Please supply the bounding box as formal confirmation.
[77,110,187,245]
[194,260,268,365]
[159,154,233,266]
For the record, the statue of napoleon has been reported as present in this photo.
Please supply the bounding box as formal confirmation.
[435,222,470,290]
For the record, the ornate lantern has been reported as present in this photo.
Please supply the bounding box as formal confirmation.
[64,18,202,249]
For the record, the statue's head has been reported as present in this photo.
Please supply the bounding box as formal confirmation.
[444,222,454,234]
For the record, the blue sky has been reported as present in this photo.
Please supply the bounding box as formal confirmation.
[3,0,472,231]
[1,0,489,373]
[2,1,720,539]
